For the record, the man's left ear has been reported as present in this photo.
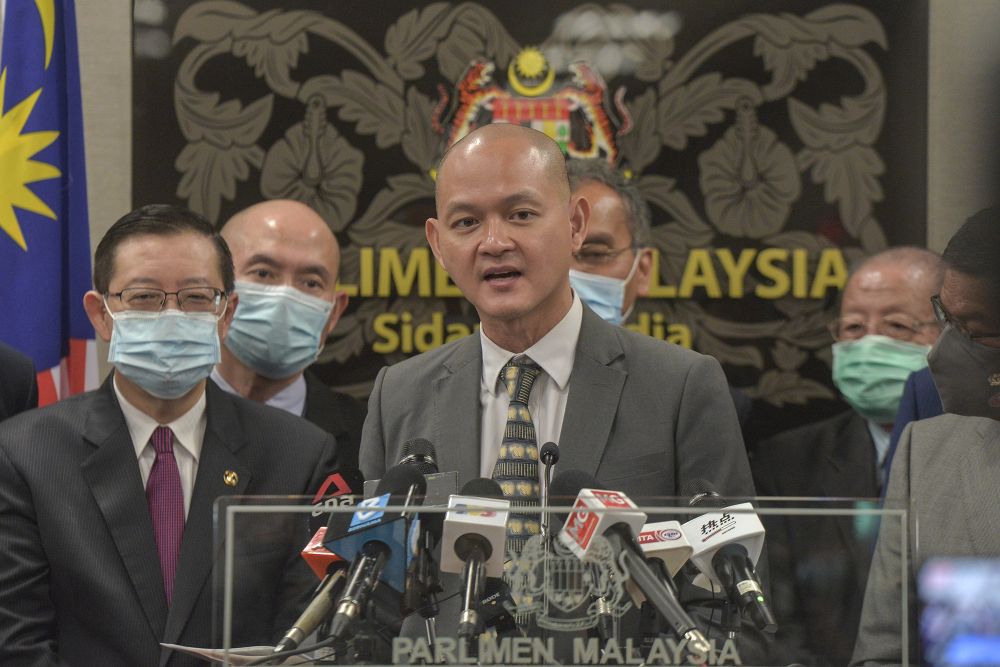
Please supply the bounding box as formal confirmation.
[569,194,590,252]
[83,290,113,342]
[323,291,350,338]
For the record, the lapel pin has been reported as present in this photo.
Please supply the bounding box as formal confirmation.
[989,373,1000,387]
[223,470,238,487]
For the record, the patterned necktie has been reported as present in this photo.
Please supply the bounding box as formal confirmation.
[147,426,184,605]
[491,356,543,555]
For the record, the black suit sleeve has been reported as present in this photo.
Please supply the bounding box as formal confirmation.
[0,443,62,666]
[0,344,38,422]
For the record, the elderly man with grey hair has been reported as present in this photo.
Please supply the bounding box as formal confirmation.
[752,246,944,666]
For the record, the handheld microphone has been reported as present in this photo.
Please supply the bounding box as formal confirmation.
[551,471,711,655]
[440,478,510,643]
[681,479,777,634]
[326,464,427,641]
[398,437,438,474]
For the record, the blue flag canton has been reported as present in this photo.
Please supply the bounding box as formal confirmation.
[0,0,92,369]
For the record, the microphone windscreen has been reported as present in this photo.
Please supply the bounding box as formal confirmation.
[398,438,438,475]
[375,463,428,499]
[539,441,560,465]
[460,477,504,499]
[683,478,725,508]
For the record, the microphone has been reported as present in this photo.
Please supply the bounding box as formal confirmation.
[681,479,777,634]
[398,437,438,474]
[309,467,365,533]
[325,464,427,641]
[439,478,510,644]
[551,470,711,655]
[539,442,559,537]
[272,468,367,655]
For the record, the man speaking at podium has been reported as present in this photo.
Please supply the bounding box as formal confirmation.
[360,123,754,527]
[0,205,337,666]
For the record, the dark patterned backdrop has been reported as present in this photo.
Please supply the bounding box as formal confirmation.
[132,0,928,440]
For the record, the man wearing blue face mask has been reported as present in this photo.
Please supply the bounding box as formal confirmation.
[566,159,653,326]
[566,159,754,431]
[751,246,943,666]
[0,205,338,666]
[213,199,365,469]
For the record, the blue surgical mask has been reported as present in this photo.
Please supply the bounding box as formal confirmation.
[569,254,641,326]
[224,281,334,379]
[108,308,221,399]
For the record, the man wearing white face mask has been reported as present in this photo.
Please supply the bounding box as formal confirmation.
[566,159,652,325]
[0,205,337,665]
[751,246,943,666]
[213,200,365,468]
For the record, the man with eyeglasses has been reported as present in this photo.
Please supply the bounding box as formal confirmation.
[853,207,1000,665]
[0,205,337,666]
[751,246,943,665]
[566,159,653,326]
[566,158,754,430]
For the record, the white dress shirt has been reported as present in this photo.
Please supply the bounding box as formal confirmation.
[114,376,207,518]
[479,294,583,479]
[210,368,308,417]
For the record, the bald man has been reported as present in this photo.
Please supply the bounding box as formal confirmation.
[751,247,943,666]
[359,122,762,657]
[214,199,365,468]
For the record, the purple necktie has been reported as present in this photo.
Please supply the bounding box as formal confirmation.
[147,426,184,605]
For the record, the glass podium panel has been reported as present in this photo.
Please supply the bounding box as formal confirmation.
[206,494,910,666]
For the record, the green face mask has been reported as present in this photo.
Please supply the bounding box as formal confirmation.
[831,335,931,424]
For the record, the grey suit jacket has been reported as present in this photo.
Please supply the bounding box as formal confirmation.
[852,414,1000,666]
[360,304,755,501]
[0,378,337,667]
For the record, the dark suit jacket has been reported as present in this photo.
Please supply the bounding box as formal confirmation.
[303,370,365,470]
[751,410,880,666]
[885,367,942,484]
[0,378,337,667]
[0,341,38,422]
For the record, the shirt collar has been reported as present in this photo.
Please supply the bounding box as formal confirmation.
[114,375,207,462]
[210,368,308,416]
[480,293,583,395]
[866,418,891,468]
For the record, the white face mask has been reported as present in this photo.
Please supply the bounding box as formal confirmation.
[569,253,641,326]
[223,281,334,379]
[107,308,222,399]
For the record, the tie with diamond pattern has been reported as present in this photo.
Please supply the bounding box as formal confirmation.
[491,356,543,556]
[147,426,184,605]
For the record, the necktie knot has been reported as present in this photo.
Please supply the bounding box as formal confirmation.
[501,356,541,403]
[151,426,174,456]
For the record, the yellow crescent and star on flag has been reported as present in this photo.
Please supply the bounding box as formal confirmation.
[0,0,60,252]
